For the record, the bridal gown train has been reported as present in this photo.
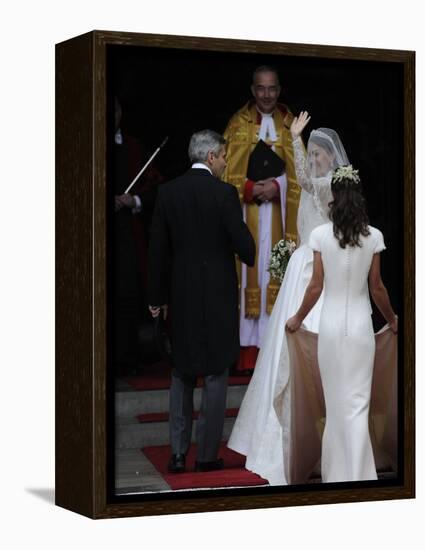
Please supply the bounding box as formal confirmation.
[227,136,335,485]
[227,239,323,484]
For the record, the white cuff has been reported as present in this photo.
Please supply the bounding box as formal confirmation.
[132,194,142,213]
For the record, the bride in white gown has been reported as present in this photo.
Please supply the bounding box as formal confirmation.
[286,165,397,482]
[227,112,350,485]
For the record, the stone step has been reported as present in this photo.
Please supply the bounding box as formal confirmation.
[115,384,248,417]
[116,416,237,449]
[115,449,170,492]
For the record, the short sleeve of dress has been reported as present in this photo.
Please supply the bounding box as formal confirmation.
[309,225,323,252]
[373,228,386,253]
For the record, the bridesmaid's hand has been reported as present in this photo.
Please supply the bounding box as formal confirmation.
[389,316,398,334]
[286,315,302,333]
[290,111,311,140]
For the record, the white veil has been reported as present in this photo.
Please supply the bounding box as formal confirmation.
[297,128,350,245]
[307,128,349,178]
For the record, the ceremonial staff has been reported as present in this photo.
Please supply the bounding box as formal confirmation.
[124,136,169,194]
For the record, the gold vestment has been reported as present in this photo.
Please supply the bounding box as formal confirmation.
[223,101,301,317]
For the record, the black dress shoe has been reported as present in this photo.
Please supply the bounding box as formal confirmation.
[194,458,224,472]
[168,454,186,473]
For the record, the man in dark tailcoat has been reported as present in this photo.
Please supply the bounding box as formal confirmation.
[148,129,255,473]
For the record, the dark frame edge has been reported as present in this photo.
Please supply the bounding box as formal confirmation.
[92,29,415,61]
[95,485,414,519]
[55,31,96,518]
[93,30,108,519]
[402,50,415,499]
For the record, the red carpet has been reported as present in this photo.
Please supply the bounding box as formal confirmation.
[236,346,259,372]
[137,408,238,423]
[142,442,268,490]
[126,361,250,391]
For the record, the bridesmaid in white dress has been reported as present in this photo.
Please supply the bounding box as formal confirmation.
[227,113,351,485]
[286,165,397,482]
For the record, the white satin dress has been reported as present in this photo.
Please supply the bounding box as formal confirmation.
[309,222,385,482]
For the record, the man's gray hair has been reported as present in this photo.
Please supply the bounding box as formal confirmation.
[188,129,226,163]
[252,65,280,85]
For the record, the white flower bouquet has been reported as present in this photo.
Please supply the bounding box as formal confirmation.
[268,239,297,283]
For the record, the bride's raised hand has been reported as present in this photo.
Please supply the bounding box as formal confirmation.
[290,110,311,140]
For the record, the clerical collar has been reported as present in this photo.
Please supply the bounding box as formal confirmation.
[256,106,275,118]
[258,110,278,142]
[192,162,212,175]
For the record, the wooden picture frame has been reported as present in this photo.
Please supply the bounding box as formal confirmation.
[55,29,415,519]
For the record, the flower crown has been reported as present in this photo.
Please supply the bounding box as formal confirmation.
[332,164,360,185]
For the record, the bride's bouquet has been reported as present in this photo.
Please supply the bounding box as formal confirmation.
[268,239,297,282]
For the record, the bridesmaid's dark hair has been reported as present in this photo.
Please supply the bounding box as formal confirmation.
[329,167,370,248]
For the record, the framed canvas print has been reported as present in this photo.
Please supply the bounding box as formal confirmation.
[55,30,415,519]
